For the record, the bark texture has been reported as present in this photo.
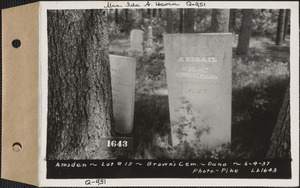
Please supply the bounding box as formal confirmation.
[236,9,254,55]
[47,10,114,160]
[276,9,286,46]
[266,87,291,159]
[210,9,230,32]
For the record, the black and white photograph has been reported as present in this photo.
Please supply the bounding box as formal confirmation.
[47,7,290,159]
[45,4,295,181]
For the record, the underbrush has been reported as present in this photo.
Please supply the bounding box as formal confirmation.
[135,43,167,95]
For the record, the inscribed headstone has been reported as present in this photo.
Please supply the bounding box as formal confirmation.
[109,55,136,134]
[164,33,232,149]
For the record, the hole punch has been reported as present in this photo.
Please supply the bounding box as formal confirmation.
[12,39,21,48]
[12,142,22,152]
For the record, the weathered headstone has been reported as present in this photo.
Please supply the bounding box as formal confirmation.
[147,26,153,47]
[109,55,136,134]
[145,26,154,55]
[129,29,144,56]
[164,33,232,149]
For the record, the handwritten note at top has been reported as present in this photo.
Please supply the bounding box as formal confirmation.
[104,1,206,9]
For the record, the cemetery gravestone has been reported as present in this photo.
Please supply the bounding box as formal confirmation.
[146,26,154,54]
[164,33,232,150]
[109,55,136,134]
[129,29,144,56]
[147,26,153,48]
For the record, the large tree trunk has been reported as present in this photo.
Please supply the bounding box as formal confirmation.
[210,9,230,32]
[47,10,114,160]
[179,9,184,33]
[166,9,174,33]
[229,9,236,33]
[266,87,290,159]
[283,9,290,41]
[236,9,254,55]
[276,9,286,46]
[184,9,195,33]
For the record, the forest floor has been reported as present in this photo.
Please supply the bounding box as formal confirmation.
[113,36,290,159]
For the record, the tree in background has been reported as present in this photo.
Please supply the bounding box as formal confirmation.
[114,9,119,24]
[125,9,128,22]
[229,9,237,34]
[179,9,184,33]
[166,9,174,33]
[275,9,286,46]
[236,9,254,55]
[266,86,290,159]
[47,9,114,160]
[210,9,230,32]
[184,9,195,33]
[152,9,157,17]
[283,9,290,41]
[147,9,151,17]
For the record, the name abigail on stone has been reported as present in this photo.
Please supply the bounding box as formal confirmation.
[178,56,217,63]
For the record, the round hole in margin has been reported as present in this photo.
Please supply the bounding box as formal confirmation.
[12,142,22,152]
[12,39,21,48]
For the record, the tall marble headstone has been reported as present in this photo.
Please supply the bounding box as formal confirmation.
[164,34,232,149]
[109,55,136,134]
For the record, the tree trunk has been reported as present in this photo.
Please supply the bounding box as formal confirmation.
[114,9,119,24]
[276,9,286,46]
[266,86,290,159]
[179,9,184,33]
[125,9,129,22]
[47,10,114,160]
[229,9,236,33]
[147,9,151,18]
[158,9,162,18]
[210,9,230,32]
[184,9,195,33]
[236,9,254,55]
[152,9,157,17]
[166,9,173,33]
[283,9,290,41]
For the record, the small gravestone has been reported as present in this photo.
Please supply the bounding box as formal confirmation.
[129,29,144,56]
[164,33,232,150]
[147,26,153,48]
[146,26,154,55]
[109,55,136,134]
